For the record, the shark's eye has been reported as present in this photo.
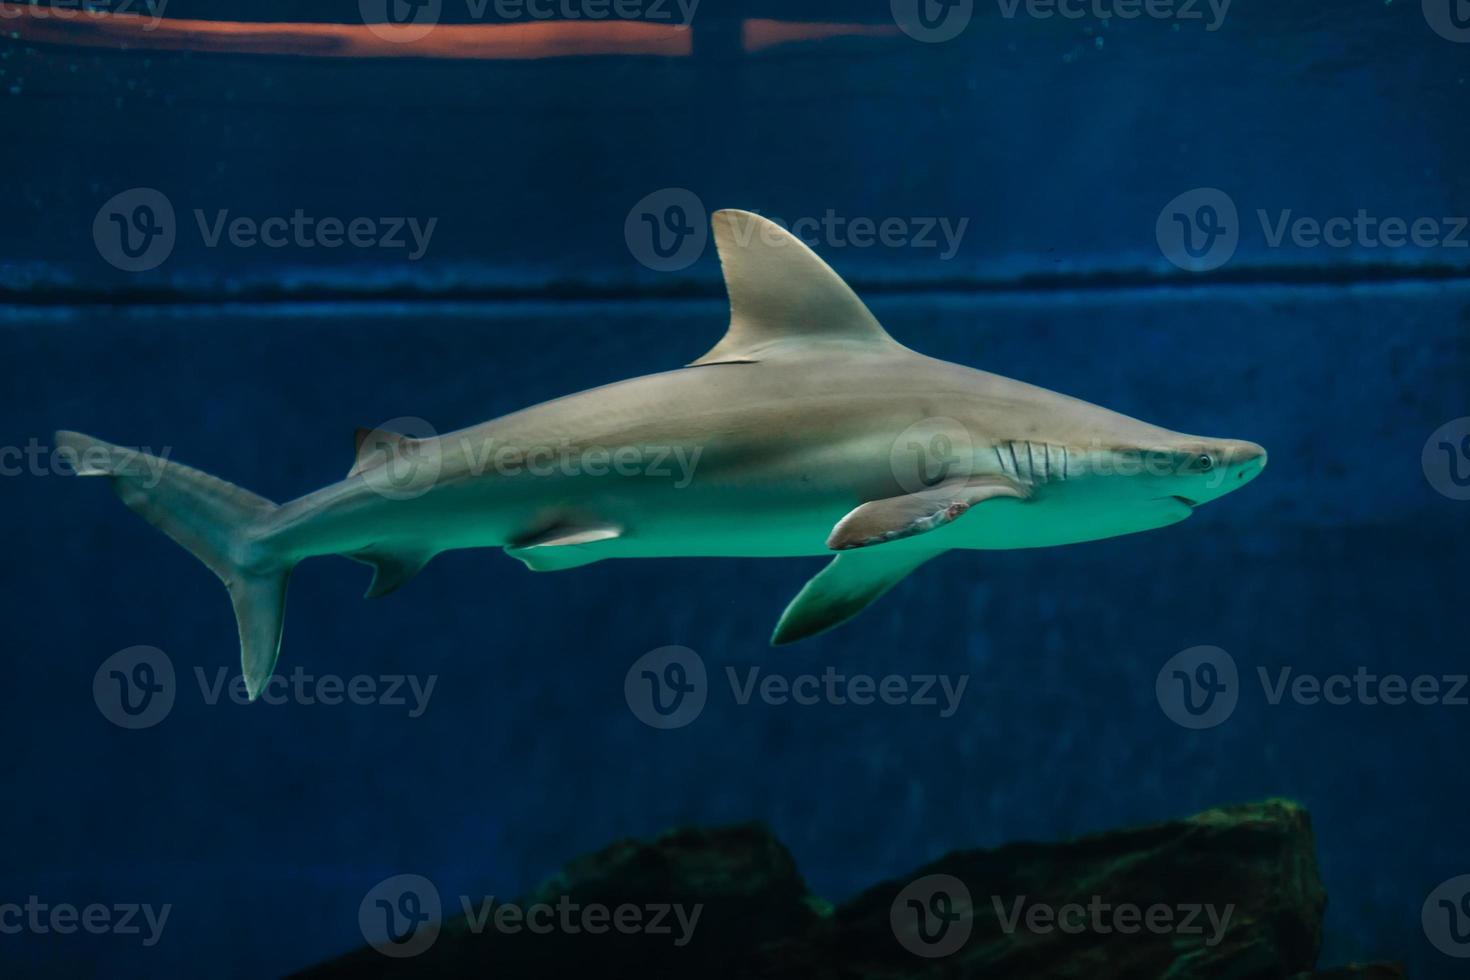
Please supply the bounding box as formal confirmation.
[1192,453,1215,472]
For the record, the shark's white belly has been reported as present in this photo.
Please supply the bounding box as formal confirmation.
[362,451,1194,563]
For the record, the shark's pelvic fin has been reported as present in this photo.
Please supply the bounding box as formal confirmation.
[772,548,942,645]
[506,521,623,572]
[690,209,909,366]
[55,430,291,701]
[349,547,434,599]
[827,477,1028,551]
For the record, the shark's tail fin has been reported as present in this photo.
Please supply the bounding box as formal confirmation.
[57,430,293,701]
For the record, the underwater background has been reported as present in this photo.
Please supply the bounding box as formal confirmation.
[2,1,1468,976]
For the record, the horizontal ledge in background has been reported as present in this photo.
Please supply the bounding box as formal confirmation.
[1,261,1468,308]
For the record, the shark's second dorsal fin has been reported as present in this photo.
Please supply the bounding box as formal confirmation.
[350,426,415,478]
[689,209,906,366]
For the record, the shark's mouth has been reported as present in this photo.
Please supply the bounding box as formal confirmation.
[1170,495,1198,508]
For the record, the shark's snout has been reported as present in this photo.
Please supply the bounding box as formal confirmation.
[1228,441,1268,484]
[1193,440,1266,504]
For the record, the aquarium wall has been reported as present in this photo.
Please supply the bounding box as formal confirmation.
[2,1,1467,977]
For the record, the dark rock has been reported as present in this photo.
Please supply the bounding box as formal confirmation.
[760,798,1326,979]
[299,823,823,979]
[1298,966,1407,980]
[301,800,1403,979]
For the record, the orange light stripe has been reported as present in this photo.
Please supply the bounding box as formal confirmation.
[742,18,900,52]
[0,4,693,59]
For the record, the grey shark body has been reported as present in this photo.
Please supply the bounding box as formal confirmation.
[59,209,1266,699]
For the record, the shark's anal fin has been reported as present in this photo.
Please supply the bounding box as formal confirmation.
[506,522,623,572]
[827,477,1028,551]
[772,549,941,646]
[349,548,434,599]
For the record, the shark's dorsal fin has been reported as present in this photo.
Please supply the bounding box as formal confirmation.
[690,209,906,366]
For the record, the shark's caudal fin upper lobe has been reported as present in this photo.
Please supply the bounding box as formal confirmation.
[56,430,291,701]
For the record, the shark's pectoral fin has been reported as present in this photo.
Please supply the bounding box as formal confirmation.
[827,477,1028,551]
[349,547,434,599]
[505,521,623,572]
[772,549,941,645]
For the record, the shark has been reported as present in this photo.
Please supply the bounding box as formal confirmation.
[57,209,1266,700]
